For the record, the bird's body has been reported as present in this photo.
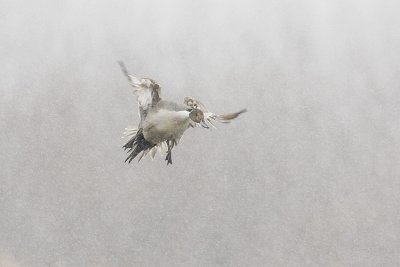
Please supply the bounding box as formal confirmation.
[143,103,191,144]
[119,61,246,165]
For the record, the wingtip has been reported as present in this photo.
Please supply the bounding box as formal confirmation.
[117,61,125,69]
[217,108,247,121]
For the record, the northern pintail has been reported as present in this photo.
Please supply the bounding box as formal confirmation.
[119,62,246,165]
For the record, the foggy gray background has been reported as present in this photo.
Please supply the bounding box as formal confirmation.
[1,0,400,266]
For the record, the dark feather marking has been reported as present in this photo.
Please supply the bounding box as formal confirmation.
[123,128,155,163]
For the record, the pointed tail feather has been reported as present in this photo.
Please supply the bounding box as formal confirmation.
[123,128,155,163]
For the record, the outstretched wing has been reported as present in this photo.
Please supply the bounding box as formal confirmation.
[119,61,161,121]
[184,96,247,128]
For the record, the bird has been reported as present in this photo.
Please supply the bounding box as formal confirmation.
[118,61,246,165]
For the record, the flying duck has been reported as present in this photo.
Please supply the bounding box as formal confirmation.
[119,61,246,165]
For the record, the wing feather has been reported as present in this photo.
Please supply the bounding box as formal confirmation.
[184,96,246,128]
[119,61,161,121]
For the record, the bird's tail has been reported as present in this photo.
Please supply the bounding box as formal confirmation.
[123,128,155,163]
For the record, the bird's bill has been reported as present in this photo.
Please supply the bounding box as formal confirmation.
[200,119,210,128]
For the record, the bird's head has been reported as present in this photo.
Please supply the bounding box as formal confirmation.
[188,108,204,123]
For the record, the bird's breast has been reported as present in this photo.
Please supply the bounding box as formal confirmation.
[143,110,190,144]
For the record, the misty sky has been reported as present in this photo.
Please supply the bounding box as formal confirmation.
[1,0,400,266]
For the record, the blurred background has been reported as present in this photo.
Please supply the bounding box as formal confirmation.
[1,0,400,266]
